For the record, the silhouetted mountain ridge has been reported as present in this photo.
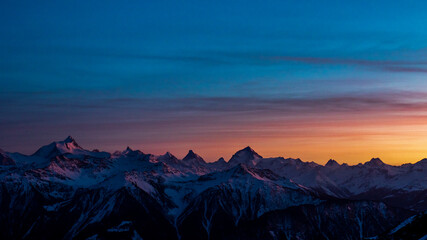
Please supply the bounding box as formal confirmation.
[0,136,425,239]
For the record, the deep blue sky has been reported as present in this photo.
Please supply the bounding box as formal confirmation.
[1,0,427,163]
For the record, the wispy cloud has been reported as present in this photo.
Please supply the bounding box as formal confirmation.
[98,90,427,115]
[270,56,427,73]
[3,90,427,116]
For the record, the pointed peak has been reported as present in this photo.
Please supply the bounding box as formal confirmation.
[60,136,81,149]
[122,146,133,154]
[183,149,197,159]
[365,158,385,167]
[242,146,255,152]
[157,151,180,165]
[122,146,144,156]
[325,159,339,167]
[160,151,178,160]
[369,157,384,164]
[165,151,173,157]
[217,157,226,163]
[183,150,206,164]
[64,136,75,143]
[229,146,262,166]
[235,146,262,157]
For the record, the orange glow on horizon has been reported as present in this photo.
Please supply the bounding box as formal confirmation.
[126,111,427,165]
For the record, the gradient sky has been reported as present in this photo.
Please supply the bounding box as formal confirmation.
[1,0,427,164]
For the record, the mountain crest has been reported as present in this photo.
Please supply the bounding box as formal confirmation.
[242,146,259,155]
[415,158,427,165]
[325,159,339,167]
[157,152,180,165]
[216,157,226,163]
[228,146,262,167]
[62,136,81,149]
[64,135,75,143]
[183,150,197,160]
[122,146,144,156]
[33,136,83,158]
[164,151,175,158]
[182,150,206,165]
[208,157,228,169]
[365,158,385,167]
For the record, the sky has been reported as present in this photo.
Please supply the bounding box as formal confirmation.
[1,0,427,164]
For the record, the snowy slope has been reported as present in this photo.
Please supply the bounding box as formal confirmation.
[0,137,426,239]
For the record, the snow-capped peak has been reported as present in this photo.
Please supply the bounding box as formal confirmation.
[32,136,84,158]
[228,146,262,167]
[64,135,75,143]
[61,136,82,150]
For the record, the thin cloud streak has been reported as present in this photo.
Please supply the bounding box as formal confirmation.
[7,44,427,74]
[100,91,427,114]
[2,90,427,123]
[253,54,427,73]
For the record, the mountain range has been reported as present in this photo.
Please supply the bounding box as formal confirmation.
[0,136,426,240]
